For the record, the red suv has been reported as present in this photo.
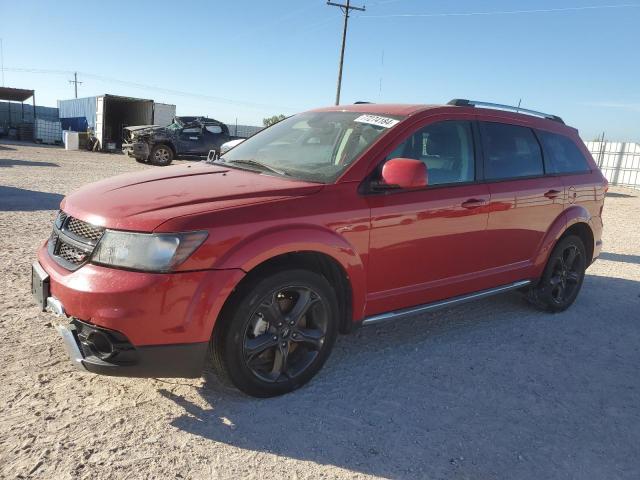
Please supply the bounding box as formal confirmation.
[32,99,606,397]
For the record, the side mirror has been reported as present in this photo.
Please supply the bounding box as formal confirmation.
[380,158,428,189]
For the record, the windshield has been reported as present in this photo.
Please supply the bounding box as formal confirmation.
[220,111,404,183]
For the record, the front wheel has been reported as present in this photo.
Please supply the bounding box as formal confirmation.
[149,144,174,166]
[210,269,339,397]
[528,235,587,312]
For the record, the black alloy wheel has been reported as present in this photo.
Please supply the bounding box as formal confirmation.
[243,286,329,383]
[528,235,587,312]
[548,244,583,305]
[210,269,339,397]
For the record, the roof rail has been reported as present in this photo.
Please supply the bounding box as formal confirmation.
[447,99,564,124]
[354,101,373,104]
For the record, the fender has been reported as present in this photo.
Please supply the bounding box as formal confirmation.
[531,205,593,277]
[214,224,367,322]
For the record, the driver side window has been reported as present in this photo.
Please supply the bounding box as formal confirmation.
[385,121,475,186]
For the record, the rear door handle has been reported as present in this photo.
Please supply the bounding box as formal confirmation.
[544,189,561,199]
[461,199,487,209]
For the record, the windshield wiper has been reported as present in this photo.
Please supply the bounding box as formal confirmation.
[226,159,289,176]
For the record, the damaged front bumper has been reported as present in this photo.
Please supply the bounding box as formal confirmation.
[33,260,208,378]
[122,141,150,161]
[45,303,208,378]
[54,320,87,372]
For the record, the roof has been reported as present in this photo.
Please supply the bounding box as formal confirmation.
[0,87,34,102]
[177,116,225,125]
[310,102,576,132]
[312,103,435,116]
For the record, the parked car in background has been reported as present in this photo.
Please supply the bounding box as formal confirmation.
[219,138,245,155]
[122,116,242,166]
[34,99,606,397]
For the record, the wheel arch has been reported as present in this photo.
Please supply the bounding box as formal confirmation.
[151,141,176,156]
[163,141,177,156]
[561,221,594,265]
[533,205,595,277]
[212,226,367,335]
[216,251,356,336]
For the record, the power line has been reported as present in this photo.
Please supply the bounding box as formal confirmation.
[327,0,366,105]
[2,66,298,112]
[360,3,640,18]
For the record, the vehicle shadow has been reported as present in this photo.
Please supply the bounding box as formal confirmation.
[0,186,64,211]
[160,274,640,479]
[599,252,640,265]
[0,158,59,168]
[606,191,637,198]
[0,144,16,151]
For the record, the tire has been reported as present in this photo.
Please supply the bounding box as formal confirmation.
[210,269,339,397]
[149,144,174,166]
[528,235,587,312]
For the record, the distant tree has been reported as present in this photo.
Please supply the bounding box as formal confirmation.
[263,114,286,127]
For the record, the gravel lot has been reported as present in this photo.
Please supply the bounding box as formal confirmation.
[1,140,639,479]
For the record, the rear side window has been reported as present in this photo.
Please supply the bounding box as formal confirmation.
[205,125,223,134]
[480,122,543,180]
[538,131,590,174]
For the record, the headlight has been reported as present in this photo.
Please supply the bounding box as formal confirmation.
[92,230,208,272]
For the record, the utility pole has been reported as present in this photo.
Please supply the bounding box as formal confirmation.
[327,0,365,105]
[69,72,82,98]
[0,38,5,87]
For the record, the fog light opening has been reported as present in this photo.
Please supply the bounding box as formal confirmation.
[86,331,114,360]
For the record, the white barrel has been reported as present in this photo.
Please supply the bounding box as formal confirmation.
[64,131,80,150]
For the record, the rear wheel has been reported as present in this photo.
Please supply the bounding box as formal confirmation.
[149,144,174,166]
[211,269,339,397]
[528,235,587,312]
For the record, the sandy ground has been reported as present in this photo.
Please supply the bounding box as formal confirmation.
[1,140,639,479]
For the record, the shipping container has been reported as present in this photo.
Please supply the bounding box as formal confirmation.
[58,95,176,151]
[153,103,176,127]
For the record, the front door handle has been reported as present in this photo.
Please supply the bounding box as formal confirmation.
[544,189,561,199]
[461,198,487,209]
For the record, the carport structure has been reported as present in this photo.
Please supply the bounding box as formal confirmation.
[0,87,36,122]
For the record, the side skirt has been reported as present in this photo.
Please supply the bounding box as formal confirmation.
[362,280,532,326]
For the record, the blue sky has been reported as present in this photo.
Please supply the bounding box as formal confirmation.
[1,0,638,141]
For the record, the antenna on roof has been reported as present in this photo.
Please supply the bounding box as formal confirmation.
[516,98,522,113]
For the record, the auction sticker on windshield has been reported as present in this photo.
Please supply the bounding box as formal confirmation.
[354,114,399,129]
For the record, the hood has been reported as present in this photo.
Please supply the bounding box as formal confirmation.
[124,124,160,132]
[124,124,168,138]
[60,163,324,231]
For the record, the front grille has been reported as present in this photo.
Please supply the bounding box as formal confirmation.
[67,217,104,242]
[48,211,105,270]
[57,242,89,264]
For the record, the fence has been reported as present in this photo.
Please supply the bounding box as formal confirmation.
[225,123,263,138]
[586,141,640,190]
